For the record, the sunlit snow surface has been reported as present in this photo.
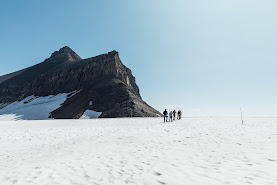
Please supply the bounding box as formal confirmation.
[80,110,102,119]
[0,114,22,121]
[0,94,70,120]
[0,118,276,185]
[0,93,102,120]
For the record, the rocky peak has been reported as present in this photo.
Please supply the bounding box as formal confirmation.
[0,47,162,118]
[104,50,123,67]
[59,46,74,52]
[47,46,82,62]
[107,50,118,55]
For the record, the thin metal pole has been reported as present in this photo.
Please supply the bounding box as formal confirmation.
[240,107,243,125]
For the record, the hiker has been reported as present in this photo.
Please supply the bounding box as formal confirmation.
[173,110,176,120]
[178,110,182,120]
[169,111,173,122]
[163,109,168,122]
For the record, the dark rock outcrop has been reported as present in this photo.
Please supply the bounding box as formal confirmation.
[0,46,161,118]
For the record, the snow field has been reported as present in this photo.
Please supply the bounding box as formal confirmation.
[0,94,70,120]
[0,93,102,120]
[0,118,277,185]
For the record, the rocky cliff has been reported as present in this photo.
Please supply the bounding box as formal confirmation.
[0,46,161,118]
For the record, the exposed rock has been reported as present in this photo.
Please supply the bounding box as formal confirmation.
[0,46,162,118]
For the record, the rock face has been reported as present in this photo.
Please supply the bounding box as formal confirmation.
[0,46,162,118]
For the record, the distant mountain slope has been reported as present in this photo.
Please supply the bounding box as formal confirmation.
[0,46,161,119]
[0,68,28,84]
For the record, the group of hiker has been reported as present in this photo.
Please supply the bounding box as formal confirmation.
[163,109,182,122]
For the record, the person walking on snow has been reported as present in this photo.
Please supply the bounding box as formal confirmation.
[169,111,173,122]
[173,110,176,120]
[178,110,182,120]
[163,109,168,122]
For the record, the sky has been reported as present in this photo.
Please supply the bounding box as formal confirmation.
[0,0,277,117]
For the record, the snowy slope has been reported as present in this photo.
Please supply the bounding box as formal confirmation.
[80,110,102,119]
[0,93,102,120]
[0,118,276,185]
[0,94,70,120]
[0,114,22,121]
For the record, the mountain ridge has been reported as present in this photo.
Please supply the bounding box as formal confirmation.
[0,47,161,118]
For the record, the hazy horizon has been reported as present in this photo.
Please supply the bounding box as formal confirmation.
[1,0,276,117]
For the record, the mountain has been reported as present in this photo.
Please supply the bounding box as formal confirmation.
[0,46,162,119]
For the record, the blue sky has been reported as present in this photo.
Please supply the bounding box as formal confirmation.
[1,0,277,117]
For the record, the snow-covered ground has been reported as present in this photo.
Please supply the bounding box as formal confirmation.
[0,118,276,185]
